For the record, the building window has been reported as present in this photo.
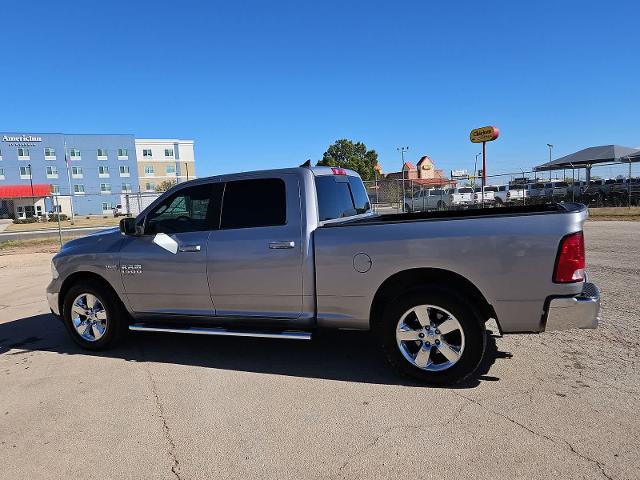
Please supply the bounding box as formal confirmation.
[121,183,132,193]
[99,165,110,177]
[145,182,156,192]
[71,166,83,178]
[51,184,60,194]
[74,184,85,194]
[0,148,2,159]
[144,165,154,175]
[143,149,152,158]
[19,165,32,178]
[52,205,62,213]
[164,148,174,158]
[102,202,113,211]
[70,148,81,159]
[97,148,108,159]
[166,164,176,174]
[119,165,130,177]
[46,166,59,178]
[118,148,128,158]
[44,147,56,158]
[0,167,4,179]
[17,147,30,159]
[100,183,111,193]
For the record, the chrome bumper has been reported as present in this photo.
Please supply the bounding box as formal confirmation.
[47,292,60,316]
[544,282,600,331]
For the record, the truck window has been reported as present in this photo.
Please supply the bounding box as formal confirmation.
[145,183,219,234]
[315,175,371,221]
[221,178,286,229]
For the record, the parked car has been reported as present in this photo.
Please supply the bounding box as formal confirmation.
[47,166,600,385]
[473,186,498,205]
[528,182,547,201]
[404,188,449,212]
[448,187,474,207]
[495,184,528,205]
[545,181,569,198]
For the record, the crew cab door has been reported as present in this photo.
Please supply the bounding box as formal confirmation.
[207,176,303,319]
[119,182,222,316]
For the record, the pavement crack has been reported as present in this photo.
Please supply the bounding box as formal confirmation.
[454,392,613,480]
[563,440,613,480]
[143,367,181,480]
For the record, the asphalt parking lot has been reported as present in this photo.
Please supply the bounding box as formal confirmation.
[1,221,638,480]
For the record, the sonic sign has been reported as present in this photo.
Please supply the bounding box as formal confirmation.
[469,125,500,206]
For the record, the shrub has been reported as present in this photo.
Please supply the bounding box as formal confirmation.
[48,214,68,222]
[13,217,38,224]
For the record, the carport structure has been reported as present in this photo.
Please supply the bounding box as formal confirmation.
[0,184,52,219]
[535,144,640,183]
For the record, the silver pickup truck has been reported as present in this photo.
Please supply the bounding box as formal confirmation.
[47,166,600,384]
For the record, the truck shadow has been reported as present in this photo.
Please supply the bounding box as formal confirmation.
[0,314,512,388]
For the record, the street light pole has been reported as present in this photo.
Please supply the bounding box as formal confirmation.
[397,146,409,212]
[473,152,482,188]
[547,144,554,181]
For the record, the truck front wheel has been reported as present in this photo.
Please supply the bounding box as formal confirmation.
[62,280,127,351]
[380,289,486,385]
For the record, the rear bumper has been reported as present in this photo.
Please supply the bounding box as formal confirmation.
[544,282,600,331]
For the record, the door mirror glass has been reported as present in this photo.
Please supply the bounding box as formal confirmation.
[119,217,140,236]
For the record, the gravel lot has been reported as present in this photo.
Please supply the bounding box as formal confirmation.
[0,221,638,480]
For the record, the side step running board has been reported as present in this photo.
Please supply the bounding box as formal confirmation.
[128,323,312,341]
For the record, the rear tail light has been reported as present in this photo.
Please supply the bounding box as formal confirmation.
[553,231,585,283]
[507,191,511,198]
[331,167,347,175]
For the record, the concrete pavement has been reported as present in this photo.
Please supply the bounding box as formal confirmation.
[0,221,638,479]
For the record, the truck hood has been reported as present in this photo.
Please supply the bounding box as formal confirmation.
[58,227,123,256]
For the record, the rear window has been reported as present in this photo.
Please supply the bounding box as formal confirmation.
[556,182,569,187]
[315,175,371,221]
[458,188,473,193]
[509,185,525,190]
[221,178,286,229]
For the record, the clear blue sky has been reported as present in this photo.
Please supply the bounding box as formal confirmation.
[2,0,639,179]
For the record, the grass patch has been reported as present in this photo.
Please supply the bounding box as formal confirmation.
[588,207,640,221]
[0,237,79,253]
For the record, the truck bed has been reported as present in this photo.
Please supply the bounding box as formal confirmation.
[324,203,585,228]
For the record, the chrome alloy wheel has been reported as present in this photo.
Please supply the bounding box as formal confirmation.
[396,304,465,371]
[71,293,108,342]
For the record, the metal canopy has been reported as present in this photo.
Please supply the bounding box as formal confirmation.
[535,145,640,171]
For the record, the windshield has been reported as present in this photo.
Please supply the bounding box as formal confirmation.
[315,174,371,221]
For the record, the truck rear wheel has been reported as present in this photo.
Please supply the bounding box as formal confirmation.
[62,280,127,351]
[380,289,486,385]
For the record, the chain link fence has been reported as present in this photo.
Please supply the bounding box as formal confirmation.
[0,192,162,245]
[365,162,640,214]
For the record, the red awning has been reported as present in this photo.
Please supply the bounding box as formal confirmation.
[0,184,52,198]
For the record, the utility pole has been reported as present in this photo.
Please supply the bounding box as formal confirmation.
[397,146,409,212]
[474,152,482,188]
[63,139,76,225]
[547,144,554,181]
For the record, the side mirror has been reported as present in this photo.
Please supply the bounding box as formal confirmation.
[119,217,143,236]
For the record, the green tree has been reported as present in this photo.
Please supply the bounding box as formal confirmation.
[316,139,379,181]
[155,180,177,192]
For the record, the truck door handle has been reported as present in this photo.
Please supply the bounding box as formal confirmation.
[178,244,201,252]
[269,241,295,249]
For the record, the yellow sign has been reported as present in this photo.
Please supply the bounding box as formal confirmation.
[470,126,500,143]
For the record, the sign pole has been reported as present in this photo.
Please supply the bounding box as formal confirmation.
[482,141,486,207]
[469,125,498,209]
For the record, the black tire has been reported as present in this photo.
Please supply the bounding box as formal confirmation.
[380,288,486,385]
[62,279,128,350]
